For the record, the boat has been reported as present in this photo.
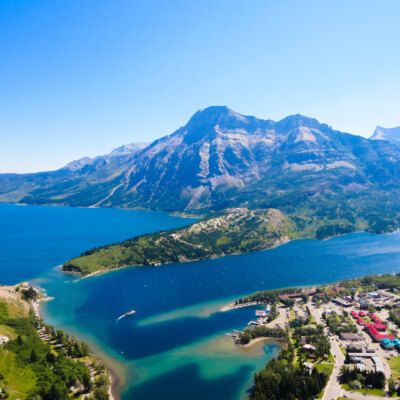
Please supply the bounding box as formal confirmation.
[125,309,136,316]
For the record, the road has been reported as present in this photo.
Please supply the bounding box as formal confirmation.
[310,304,346,400]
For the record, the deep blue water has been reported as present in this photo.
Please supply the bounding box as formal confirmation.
[2,203,400,399]
[0,203,196,284]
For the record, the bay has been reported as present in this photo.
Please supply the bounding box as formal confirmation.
[2,203,400,399]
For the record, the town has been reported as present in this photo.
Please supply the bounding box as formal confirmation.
[226,274,400,399]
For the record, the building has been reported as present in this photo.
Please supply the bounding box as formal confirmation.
[381,338,400,350]
[0,335,9,345]
[365,325,395,342]
[350,311,359,318]
[347,343,363,352]
[333,298,352,307]
[358,299,370,309]
[340,332,362,341]
[371,356,385,373]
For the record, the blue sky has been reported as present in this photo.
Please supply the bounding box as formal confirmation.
[1,0,400,173]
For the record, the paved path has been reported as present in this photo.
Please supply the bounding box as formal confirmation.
[309,304,345,400]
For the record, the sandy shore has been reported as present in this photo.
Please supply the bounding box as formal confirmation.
[240,337,283,349]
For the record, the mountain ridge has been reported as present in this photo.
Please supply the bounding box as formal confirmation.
[1,106,400,217]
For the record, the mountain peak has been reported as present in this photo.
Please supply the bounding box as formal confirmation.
[370,125,400,148]
[276,114,321,131]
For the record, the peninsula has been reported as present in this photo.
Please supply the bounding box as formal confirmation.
[63,208,293,275]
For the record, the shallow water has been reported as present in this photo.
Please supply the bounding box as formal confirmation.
[2,203,400,399]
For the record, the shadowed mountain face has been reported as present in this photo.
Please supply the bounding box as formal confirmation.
[371,126,400,148]
[1,106,400,213]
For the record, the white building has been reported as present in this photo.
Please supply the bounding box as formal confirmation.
[0,335,9,345]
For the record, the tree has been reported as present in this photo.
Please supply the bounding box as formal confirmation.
[301,293,309,303]
[30,349,38,363]
[388,378,396,396]
[93,386,109,400]
[48,382,68,400]
[46,351,56,364]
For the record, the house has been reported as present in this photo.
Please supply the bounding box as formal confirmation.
[0,335,9,345]
[340,332,361,341]
[303,344,316,351]
[303,362,314,374]
[300,336,307,345]
[358,311,366,317]
[358,299,370,309]
[347,343,363,352]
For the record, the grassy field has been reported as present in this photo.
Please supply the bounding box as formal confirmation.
[342,383,385,396]
[388,356,400,378]
[0,349,36,399]
[315,363,334,399]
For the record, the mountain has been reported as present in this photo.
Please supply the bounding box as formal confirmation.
[2,107,400,221]
[370,126,400,148]
[0,141,149,205]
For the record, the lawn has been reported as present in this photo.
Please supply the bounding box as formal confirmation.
[341,383,385,396]
[0,324,16,339]
[0,349,36,399]
[316,363,334,399]
[388,356,400,377]
[315,363,334,375]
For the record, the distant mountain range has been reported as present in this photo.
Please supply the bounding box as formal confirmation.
[1,106,400,224]
[370,126,400,148]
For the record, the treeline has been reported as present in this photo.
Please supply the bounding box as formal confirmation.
[3,311,91,400]
[251,358,328,400]
[63,208,293,275]
[292,325,331,359]
[239,326,287,345]
[237,287,303,305]
[42,324,90,358]
[323,311,357,335]
[0,307,110,400]
[340,366,385,390]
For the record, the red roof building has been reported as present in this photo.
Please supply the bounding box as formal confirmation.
[366,325,395,342]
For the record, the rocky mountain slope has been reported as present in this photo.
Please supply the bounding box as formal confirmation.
[0,141,148,205]
[370,125,400,148]
[2,107,400,219]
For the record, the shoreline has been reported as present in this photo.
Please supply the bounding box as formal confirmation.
[63,235,292,279]
[34,290,121,400]
[239,337,283,349]
[64,227,399,280]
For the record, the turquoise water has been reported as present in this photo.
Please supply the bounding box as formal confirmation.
[2,203,400,399]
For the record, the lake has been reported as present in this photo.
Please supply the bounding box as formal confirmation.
[2,203,400,399]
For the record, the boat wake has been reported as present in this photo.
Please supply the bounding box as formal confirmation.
[116,315,126,321]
